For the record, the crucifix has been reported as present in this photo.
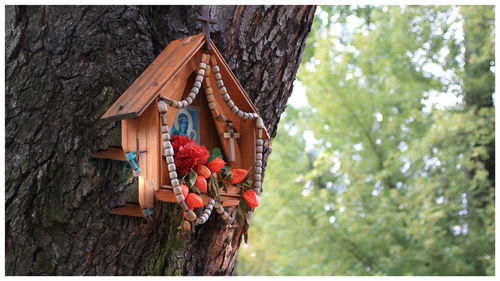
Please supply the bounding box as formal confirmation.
[223,121,240,162]
[197,5,217,51]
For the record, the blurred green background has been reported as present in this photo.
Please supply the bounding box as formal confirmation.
[236,5,495,276]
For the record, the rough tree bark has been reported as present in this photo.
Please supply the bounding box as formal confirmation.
[5,5,316,275]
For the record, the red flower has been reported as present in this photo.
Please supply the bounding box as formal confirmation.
[171,135,191,152]
[170,135,209,176]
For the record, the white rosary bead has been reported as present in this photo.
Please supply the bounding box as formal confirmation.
[163,142,170,150]
[173,186,182,195]
[255,160,263,167]
[166,156,175,164]
[255,117,265,129]
[176,194,185,203]
[226,100,234,108]
[169,171,178,180]
[256,145,263,153]
[214,73,222,80]
[158,101,168,114]
[256,139,264,146]
[164,141,172,149]
[161,125,169,133]
[216,80,224,89]
[254,174,262,181]
[168,163,176,172]
[162,133,170,141]
[212,65,220,73]
[222,94,230,102]
[255,167,262,174]
[199,62,207,70]
[256,153,262,160]
[171,179,180,187]
[254,181,262,189]
[199,214,207,221]
[194,81,202,88]
[220,87,228,95]
[164,147,174,156]
[195,75,204,82]
[197,69,205,76]
[191,87,199,94]
[170,100,179,108]
[207,94,215,103]
[185,210,197,221]
[207,199,215,208]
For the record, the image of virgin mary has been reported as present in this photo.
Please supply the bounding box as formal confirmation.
[171,108,198,143]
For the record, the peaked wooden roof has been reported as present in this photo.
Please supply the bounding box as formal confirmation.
[101,34,205,121]
[101,33,269,139]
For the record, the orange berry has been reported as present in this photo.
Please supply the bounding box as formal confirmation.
[230,169,249,184]
[207,157,226,173]
[196,165,211,179]
[243,189,261,208]
[195,176,207,192]
[185,193,203,209]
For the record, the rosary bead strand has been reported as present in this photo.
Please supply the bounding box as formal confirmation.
[210,56,258,121]
[160,56,207,109]
[158,98,197,221]
[196,198,215,224]
[214,201,235,225]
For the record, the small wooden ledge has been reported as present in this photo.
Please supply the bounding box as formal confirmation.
[93,147,127,161]
[156,185,242,207]
[110,203,145,217]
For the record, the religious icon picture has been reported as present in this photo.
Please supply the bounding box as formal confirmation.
[171,105,201,144]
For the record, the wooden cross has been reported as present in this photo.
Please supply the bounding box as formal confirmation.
[223,121,240,162]
[197,5,217,51]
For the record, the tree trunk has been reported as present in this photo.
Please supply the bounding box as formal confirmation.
[5,5,316,275]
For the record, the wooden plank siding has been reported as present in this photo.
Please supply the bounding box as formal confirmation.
[121,101,159,209]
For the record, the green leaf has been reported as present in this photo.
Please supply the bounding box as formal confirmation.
[214,184,221,203]
[236,198,251,226]
[190,186,200,195]
[185,170,198,188]
[208,148,224,162]
[220,169,233,181]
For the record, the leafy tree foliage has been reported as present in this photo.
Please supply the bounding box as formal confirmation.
[237,5,494,275]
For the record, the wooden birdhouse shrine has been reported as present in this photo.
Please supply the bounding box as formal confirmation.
[96,32,269,225]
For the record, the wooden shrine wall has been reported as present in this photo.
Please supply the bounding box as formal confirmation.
[121,100,160,209]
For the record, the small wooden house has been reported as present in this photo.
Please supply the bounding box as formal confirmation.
[95,33,269,218]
